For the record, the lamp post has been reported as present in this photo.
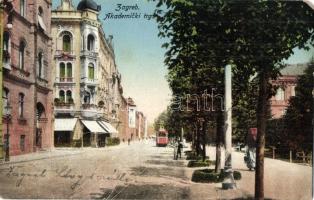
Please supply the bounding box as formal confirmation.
[4,103,11,161]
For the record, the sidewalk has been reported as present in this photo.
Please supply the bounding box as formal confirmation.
[0,148,85,166]
[0,141,137,166]
[186,146,312,200]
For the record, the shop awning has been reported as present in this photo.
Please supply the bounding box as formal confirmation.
[81,120,108,134]
[54,118,77,131]
[98,121,118,137]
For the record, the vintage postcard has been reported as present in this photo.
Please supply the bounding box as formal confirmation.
[0,0,313,199]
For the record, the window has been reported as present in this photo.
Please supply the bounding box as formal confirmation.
[87,34,95,51]
[84,92,91,104]
[3,88,9,114]
[88,63,95,80]
[60,63,65,80]
[291,86,296,97]
[66,90,72,103]
[18,93,24,118]
[3,32,10,63]
[67,63,72,81]
[20,135,25,152]
[38,52,43,78]
[275,88,285,101]
[38,6,46,31]
[20,0,25,17]
[19,41,26,70]
[59,90,65,102]
[62,34,71,52]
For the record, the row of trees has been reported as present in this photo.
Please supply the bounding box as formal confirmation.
[153,0,314,199]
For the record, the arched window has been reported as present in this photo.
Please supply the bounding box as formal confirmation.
[18,93,24,118]
[38,6,43,17]
[87,34,95,51]
[84,92,91,104]
[66,90,72,103]
[19,40,26,69]
[38,6,46,31]
[36,102,45,119]
[59,90,65,102]
[275,88,285,101]
[59,63,65,81]
[66,63,72,81]
[88,63,95,80]
[38,52,43,78]
[20,0,25,17]
[62,34,71,52]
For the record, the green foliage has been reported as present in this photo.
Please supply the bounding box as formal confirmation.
[106,137,120,146]
[187,159,214,167]
[192,169,242,183]
[283,64,313,152]
[192,169,222,183]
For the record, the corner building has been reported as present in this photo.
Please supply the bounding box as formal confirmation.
[52,0,120,147]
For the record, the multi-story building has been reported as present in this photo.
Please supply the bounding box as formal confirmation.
[270,63,308,118]
[52,0,119,147]
[2,0,53,156]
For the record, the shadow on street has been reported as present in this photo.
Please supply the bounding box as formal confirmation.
[90,184,190,199]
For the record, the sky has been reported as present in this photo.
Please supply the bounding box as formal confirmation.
[52,0,314,124]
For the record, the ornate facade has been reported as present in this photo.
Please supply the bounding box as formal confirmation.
[52,0,121,147]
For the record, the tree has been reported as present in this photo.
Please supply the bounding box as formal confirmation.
[284,63,313,153]
[155,1,314,198]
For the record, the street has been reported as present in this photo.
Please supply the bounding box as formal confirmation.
[0,140,311,199]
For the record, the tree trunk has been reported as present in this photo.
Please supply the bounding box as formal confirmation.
[215,113,223,173]
[196,122,201,156]
[202,121,207,162]
[255,70,269,200]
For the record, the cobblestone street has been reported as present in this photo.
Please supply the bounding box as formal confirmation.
[0,140,312,199]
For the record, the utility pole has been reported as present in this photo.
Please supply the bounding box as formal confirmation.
[0,2,4,160]
[222,64,236,189]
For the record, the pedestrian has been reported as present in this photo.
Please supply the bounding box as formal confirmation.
[128,138,130,145]
[177,140,183,159]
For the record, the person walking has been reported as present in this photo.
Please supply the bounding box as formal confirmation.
[177,140,183,159]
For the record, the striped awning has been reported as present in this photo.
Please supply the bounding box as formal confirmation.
[98,121,118,137]
[54,118,77,131]
[81,120,108,134]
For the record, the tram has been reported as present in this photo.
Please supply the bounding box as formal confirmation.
[156,129,168,147]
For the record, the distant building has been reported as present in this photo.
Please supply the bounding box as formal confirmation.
[2,0,53,156]
[270,63,308,118]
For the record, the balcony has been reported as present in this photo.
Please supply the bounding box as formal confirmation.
[54,50,76,60]
[80,77,98,86]
[80,50,98,58]
[54,102,75,116]
[55,77,74,83]
[81,103,102,118]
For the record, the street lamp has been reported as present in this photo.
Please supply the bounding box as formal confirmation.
[4,103,11,161]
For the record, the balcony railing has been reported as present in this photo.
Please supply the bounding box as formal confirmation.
[81,77,98,85]
[54,50,76,59]
[56,77,74,83]
[55,102,75,110]
[81,103,98,110]
[80,50,98,58]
